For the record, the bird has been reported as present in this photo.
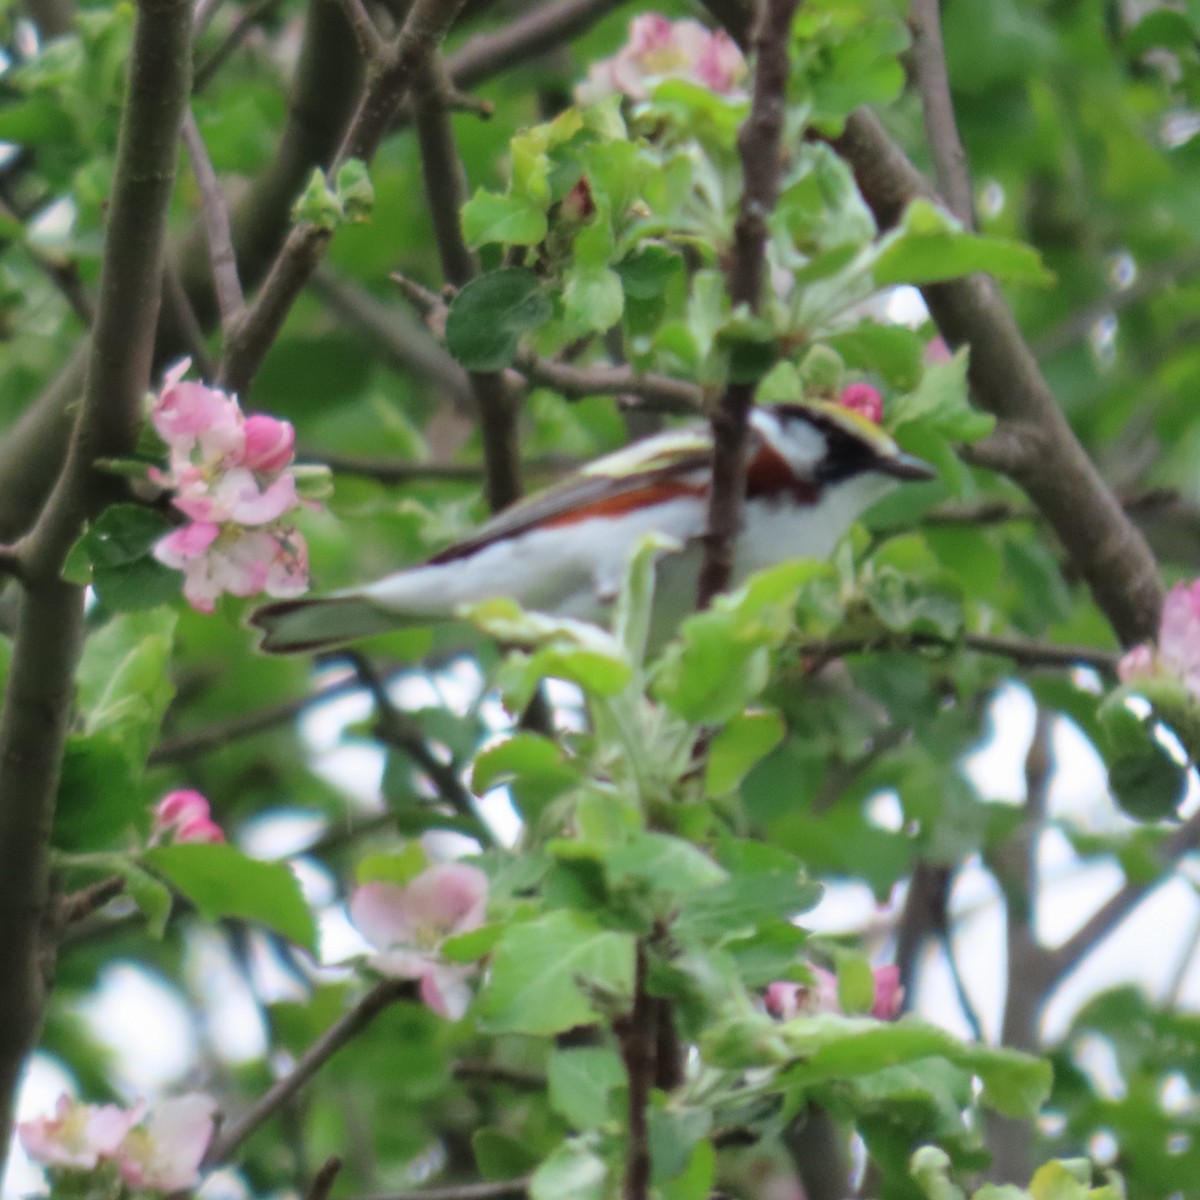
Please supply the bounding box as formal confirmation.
[250,401,935,655]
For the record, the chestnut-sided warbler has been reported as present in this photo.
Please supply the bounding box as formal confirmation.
[251,401,934,654]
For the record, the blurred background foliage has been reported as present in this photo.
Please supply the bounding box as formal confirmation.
[2,0,1200,1197]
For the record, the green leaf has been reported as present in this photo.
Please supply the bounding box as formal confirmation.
[547,1046,626,1130]
[605,831,727,896]
[564,264,624,335]
[648,1105,711,1182]
[356,844,429,885]
[653,563,814,723]
[68,505,182,611]
[875,200,1052,287]
[1098,697,1188,822]
[705,710,786,795]
[77,608,177,769]
[334,158,374,222]
[614,532,682,669]
[890,348,995,443]
[774,1015,1052,1118]
[144,844,317,951]
[115,862,173,938]
[530,1141,608,1200]
[460,189,548,248]
[659,1139,715,1200]
[472,1128,542,1180]
[478,910,636,1034]
[291,166,343,230]
[471,733,581,824]
[445,268,552,370]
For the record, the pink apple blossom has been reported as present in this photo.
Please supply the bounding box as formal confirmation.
[18,1095,141,1171]
[575,14,747,105]
[765,964,904,1021]
[154,523,308,614]
[149,360,314,612]
[1118,580,1200,701]
[349,863,489,1020]
[116,1093,217,1193]
[152,790,224,845]
[839,382,884,425]
[173,466,298,526]
[240,413,296,473]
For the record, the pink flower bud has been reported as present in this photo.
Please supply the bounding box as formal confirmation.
[839,383,883,425]
[154,789,210,829]
[870,964,904,1020]
[240,414,296,473]
[174,814,226,844]
[151,790,223,844]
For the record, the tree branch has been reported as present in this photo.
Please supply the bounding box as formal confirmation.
[698,0,799,608]
[181,107,245,330]
[1042,807,1200,989]
[148,673,365,764]
[412,51,522,512]
[617,943,654,1200]
[984,706,1054,1181]
[305,1155,344,1200]
[354,1182,529,1200]
[827,109,1163,647]
[205,979,416,1166]
[908,0,974,228]
[0,0,192,1160]
[446,0,629,92]
[219,0,469,397]
[799,630,1119,675]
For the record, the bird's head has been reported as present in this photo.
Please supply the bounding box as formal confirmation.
[751,401,936,492]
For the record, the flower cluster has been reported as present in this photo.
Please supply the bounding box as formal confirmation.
[150,789,224,845]
[765,964,903,1022]
[575,14,746,105]
[19,1093,216,1193]
[349,863,489,1020]
[150,359,310,614]
[1119,579,1200,701]
[838,382,884,425]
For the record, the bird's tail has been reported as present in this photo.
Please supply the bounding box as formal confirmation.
[250,593,409,655]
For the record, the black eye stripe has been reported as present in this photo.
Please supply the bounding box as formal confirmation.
[770,406,882,483]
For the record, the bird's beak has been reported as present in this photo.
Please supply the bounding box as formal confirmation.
[879,451,937,481]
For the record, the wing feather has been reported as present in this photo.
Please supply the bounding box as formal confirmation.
[428,426,715,565]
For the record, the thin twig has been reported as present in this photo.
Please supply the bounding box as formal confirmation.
[451,1060,545,1090]
[161,258,217,379]
[305,1155,344,1200]
[205,979,415,1166]
[218,0,470,398]
[618,944,654,1200]
[1043,807,1200,989]
[181,108,245,329]
[192,0,283,91]
[346,652,498,848]
[58,875,127,926]
[331,0,386,61]
[355,1181,529,1200]
[149,674,364,764]
[412,50,522,513]
[1164,908,1200,1006]
[799,628,1119,675]
[908,0,975,228]
[446,0,629,91]
[698,0,799,608]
